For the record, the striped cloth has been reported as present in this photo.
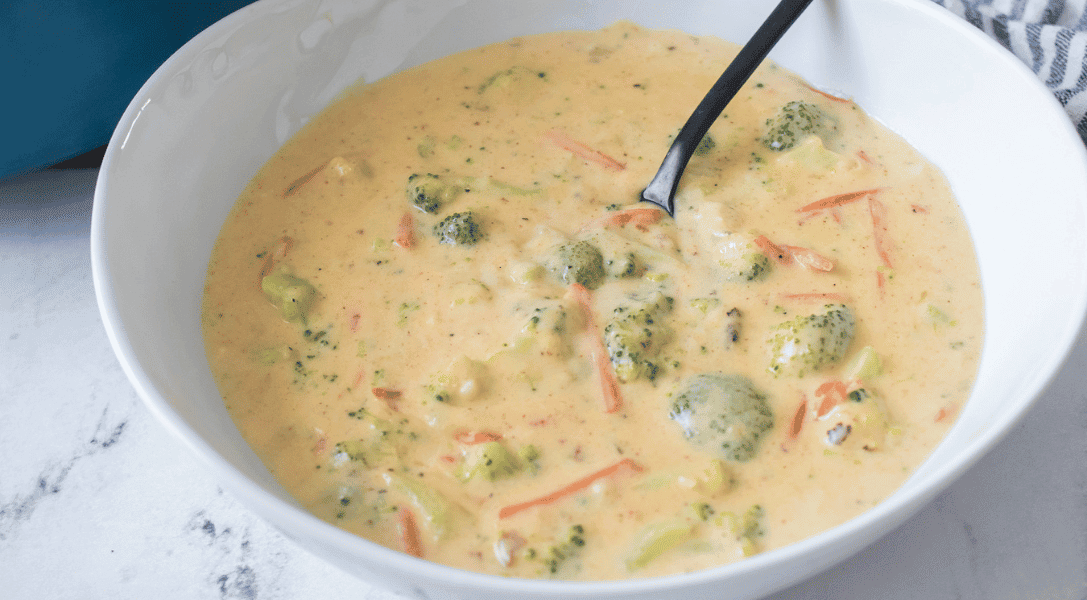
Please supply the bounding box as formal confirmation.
[931,0,1087,142]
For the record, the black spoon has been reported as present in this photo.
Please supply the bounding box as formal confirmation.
[641,0,815,216]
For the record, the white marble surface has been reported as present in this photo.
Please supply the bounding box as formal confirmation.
[2,168,1086,599]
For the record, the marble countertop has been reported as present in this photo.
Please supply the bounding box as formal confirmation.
[2,168,1085,599]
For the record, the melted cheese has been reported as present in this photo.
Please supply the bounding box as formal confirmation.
[202,22,982,580]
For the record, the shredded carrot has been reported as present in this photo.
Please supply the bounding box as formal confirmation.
[803,82,853,104]
[397,507,424,558]
[781,244,834,272]
[753,235,792,265]
[814,381,848,417]
[865,195,891,302]
[568,283,624,413]
[372,387,403,411]
[910,204,929,214]
[788,397,808,440]
[798,205,845,226]
[754,236,833,272]
[568,282,597,321]
[934,405,956,423]
[348,313,361,332]
[394,212,415,249]
[498,458,642,519]
[595,207,663,230]
[796,188,882,213]
[779,292,849,302]
[454,431,503,445]
[592,349,623,413]
[311,436,327,457]
[856,150,875,165]
[257,236,294,285]
[545,129,626,171]
[868,195,893,269]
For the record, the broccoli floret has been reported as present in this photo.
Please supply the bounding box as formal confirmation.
[433,211,483,246]
[711,234,771,283]
[510,300,578,358]
[821,387,890,451]
[523,304,569,336]
[478,65,547,94]
[329,436,396,470]
[523,304,570,350]
[331,484,388,523]
[585,232,645,280]
[261,272,317,323]
[406,173,463,214]
[684,203,769,283]
[330,440,370,467]
[545,240,606,289]
[669,373,773,462]
[739,504,765,539]
[518,444,541,474]
[431,356,490,403]
[689,297,721,314]
[470,66,549,110]
[332,409,412,469]
[692,502,715,521]
[725,250,771,282]
[459,441,521,481]
[603,291,674,382]
[734,504,766,557]
[760,101,836,151]
[532,524,586,575]
[693,132,717,155]
[604,251,639,278]
[767,304,855,377]
[668,130,717,156]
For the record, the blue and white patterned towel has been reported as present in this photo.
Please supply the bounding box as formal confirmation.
[931,0,1087,142]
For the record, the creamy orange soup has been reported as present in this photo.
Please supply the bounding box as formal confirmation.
[202,22,982,580]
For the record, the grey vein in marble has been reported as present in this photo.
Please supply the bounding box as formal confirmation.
[0,405,129,542]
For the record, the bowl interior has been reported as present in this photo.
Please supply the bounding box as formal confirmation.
[91,0,1087,598]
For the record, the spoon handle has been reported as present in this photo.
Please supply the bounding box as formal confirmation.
[641,0,815,215]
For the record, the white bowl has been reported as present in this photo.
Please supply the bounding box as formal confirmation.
[91,0,1087,598]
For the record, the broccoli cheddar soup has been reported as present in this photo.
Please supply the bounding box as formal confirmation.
[202,22,982,580]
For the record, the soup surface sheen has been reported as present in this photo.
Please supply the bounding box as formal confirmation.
[202,22,982,580]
